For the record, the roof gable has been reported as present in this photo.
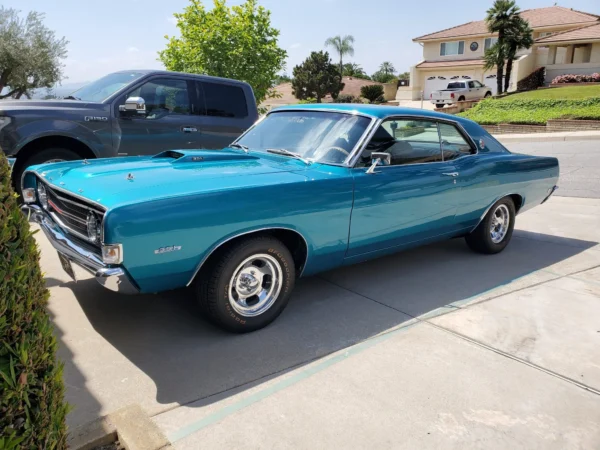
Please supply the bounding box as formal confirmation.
[414,6,599,41]
[535,22,600,43]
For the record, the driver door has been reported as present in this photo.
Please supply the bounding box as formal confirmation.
[347,118,466,258]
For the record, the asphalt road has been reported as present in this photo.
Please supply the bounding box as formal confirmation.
[504,139,600,199]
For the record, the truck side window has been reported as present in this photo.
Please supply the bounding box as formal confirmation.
[199,82,248,118]
[468,81,475,88]
[128,78,191,119]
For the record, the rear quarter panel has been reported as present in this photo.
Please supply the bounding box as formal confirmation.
[103,165,354,293]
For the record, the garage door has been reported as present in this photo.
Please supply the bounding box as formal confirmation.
[423,74,475,98]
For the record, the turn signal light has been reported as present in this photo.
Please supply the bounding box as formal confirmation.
[22,188,36,203]
[102,244,123,264]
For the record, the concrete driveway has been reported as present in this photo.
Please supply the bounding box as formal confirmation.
[36,142,600,449]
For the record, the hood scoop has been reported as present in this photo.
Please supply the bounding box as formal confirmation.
[152,149,258,164]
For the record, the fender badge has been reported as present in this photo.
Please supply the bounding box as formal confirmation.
[479,138,485,149]
[155,246,182,255]
[126,173,134,181]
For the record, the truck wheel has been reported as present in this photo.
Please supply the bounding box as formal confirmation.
[195,236,295,333]
[458,96,465,102]
[484,92,492,98]
[14,147,81,195]
[465,197,515,254]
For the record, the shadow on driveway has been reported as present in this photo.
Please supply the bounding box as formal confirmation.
[63,231,597,414]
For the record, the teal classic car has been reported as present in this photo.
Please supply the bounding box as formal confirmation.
[21,104,559,332]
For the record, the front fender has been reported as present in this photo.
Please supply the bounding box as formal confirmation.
[13,119,108,157]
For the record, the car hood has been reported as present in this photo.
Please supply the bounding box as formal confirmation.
[28,149,313,209]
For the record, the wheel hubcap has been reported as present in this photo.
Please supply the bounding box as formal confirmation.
[229,253,283,317]
[490,204,510,244]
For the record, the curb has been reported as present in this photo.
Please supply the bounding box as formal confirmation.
[495,133,600,143]
[68,404,173,450]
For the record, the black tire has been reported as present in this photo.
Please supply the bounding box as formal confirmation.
[195,236,295,333]
[13,147,81,196]
[435,103,444,109]
[458,96,465,102]
[465,197,516,254]
[484,91,492,98]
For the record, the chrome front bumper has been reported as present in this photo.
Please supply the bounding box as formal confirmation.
[22,204,139,294]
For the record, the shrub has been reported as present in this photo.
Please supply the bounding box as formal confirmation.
[0,155,68,448]
[360,85,385,103]
[552,73,600,84]
[336,94,362,103]
[517,67,545,91]
[459,97,600,125]
[297,97,317,104]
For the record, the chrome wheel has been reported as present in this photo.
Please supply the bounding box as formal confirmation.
[228,253,283,317]
[490,204,510,243]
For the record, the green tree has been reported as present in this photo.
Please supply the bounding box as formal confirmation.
[342,63,370,79]
[379,61,396,76]
[292,51,344,103]
[0,155,69,448]
[273,73,292,86]
[159,0,287,107]
[485,0,521,94]
[0,7,68,99]
[397,71,410,80]
[324,35,355,76]
[371,70,396,83]
[503,17,533,92]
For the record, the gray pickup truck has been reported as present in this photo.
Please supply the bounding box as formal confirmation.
[0,70,258,191]
[430,80,492,108]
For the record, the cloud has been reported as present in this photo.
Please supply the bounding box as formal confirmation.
[167,16,177,25]
[289,43,301,49]
[127,47,139,53]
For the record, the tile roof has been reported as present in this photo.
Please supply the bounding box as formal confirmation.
[416,59,485,68]
[414,6,599,41]
[535,22,600,43]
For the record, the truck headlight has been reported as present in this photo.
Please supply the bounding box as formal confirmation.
[22,188,36,203]
[37,183,49,209]
[102,244,123,264]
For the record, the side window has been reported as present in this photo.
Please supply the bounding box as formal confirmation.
[468,81,475,88]
[128,78,191,119]
[438,122,475,161]
[358,119,443,167]
[474,80,484,88]
[200,82,248,118]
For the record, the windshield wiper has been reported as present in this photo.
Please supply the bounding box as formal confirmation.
[266,148,311,165]
[230,143,249,153]
[63,95,81,100]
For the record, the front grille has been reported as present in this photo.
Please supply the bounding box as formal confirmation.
[43,182,105,245]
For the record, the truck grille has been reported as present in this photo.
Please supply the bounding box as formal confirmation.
[44,183,105,245]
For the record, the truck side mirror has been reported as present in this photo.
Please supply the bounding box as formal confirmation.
[119,96,146,116]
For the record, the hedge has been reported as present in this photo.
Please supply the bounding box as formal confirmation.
[0,155,69,449]
[552,73,600,84]
[458,97,600,125]
[517,67,545,91]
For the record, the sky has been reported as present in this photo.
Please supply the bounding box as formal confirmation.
[8,0,600,86]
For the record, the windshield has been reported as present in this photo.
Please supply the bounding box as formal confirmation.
[236,111,372,165]
[69,72,146,102]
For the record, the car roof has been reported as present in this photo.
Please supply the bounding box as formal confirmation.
[272,103,474,123]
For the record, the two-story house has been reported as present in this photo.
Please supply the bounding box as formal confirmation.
[409,6,600,100]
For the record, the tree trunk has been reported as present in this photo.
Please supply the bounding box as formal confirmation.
[340,56,343,77]
[15,90,24,99]
[496,30,505,94]
[504,48,515,93]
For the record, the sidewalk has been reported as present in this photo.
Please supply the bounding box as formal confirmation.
[494,130,600,143]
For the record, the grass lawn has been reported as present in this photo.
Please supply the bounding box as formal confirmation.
[499,85,600,101]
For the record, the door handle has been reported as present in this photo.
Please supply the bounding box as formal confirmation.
[442,172,459,177]
[182,126,198,133]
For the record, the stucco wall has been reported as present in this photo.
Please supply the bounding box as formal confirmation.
[513,52,537,90]
[591,43,600,63]
[422,39,488,61]
[545,62,600,83]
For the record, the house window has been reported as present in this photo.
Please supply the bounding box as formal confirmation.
[538,32,554,38]
[484,37,498,51]
[440,41,465,56]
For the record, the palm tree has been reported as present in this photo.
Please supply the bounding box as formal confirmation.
[379,61,396,76]
[325,35,355,76]
[503,17,533,92]
[485,0,521,94]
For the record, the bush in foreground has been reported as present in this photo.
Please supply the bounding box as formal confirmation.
[459,97,600,125]
[336,94,363,103]
[0,155,68,448]
[360,85,384,104]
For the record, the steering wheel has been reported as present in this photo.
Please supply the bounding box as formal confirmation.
[324,146,350,157]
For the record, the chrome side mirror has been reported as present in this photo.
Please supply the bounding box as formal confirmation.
[118,96,146,116]
[366,152,391,174]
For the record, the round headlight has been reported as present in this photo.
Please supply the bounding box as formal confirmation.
[38,183,49,209]
[86,211,101,243]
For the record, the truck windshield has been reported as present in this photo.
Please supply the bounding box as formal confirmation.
[235,110,372,165]
[68,72,146,102]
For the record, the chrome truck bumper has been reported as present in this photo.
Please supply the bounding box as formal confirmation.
[21,204,139,294]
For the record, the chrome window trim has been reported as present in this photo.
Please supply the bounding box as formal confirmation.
[231,108,378,168]
[349,114,478,169]
[186,226,310,287]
